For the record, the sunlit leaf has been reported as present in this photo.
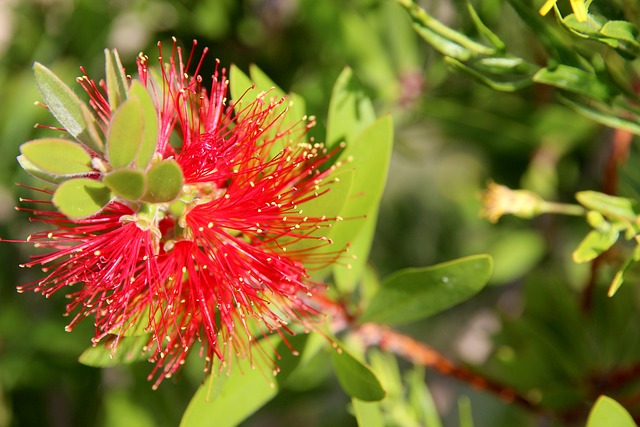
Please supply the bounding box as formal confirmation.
[573,229,619,263]
[33,62,104,152]
[288,169,354,256]
[329,116,393,290]
[326,67,376,150]
[104,168,147,200]
[104,48,128,112]
[586,396,635,427]
[53,178,113,219]
[107,96,145,168]
[128,81,159,170]
[143,159,184,203]
[533,65,613,102]
[79,334,149,367]
[576,191,640,220]
[331,345,386,402]
[17,155,68,184]
[353,399,385,427]
[466,2,505,52]
[180,335,307,427]
[20,138,92,175]
[360,255,492,325]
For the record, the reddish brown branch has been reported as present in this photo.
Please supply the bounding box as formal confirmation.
[356,323,543,413]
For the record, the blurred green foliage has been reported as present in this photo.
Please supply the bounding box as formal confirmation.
[3,0,640,426]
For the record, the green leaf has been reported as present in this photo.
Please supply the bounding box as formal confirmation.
[180,335,306,427]
[586,396,636,427]
[143,159,184,203]
[445,57,535,92]
[407,367,443,427]
[104,48,128,112]
[53,178,113,219]
[329,116,393,290]
[332,210,378,292]
[608,254,637,297]
[572,229,619,263]
[229,64,254,108]
[360,255,492,325]
[326,68,376,150]
[33,62,104,152]
[353,399,385,427]
[457,396,474,427]
[107,96,145,168]
[128,81,159,169]
[533,65,612,103]
[104,168,147,200]
[288,169,354,256]
[559,95,640,136]
[399,0,494,58]
[576,191,640,220]
[413,24,472,61]
[17,155,68,184]
[79,334,149,367]
[20,138,92,175]
[465,2,505,52]
[600,21,640,46]
[229,64,307,158]
[331,346,386,402]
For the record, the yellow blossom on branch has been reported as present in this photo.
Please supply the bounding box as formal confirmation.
[539,0,588,22]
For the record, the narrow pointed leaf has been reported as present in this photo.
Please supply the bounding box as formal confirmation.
[128,81,158,169]
[143,159,184,203]
[34,62,104,152]
[104,168,147,200]
[20,138,92,175]
[107,96,144,168]
[586,396,635,427]
[331,346,386,402]
[105,48,128,111]
[53,178,113,219]
[360,255,493,325]
[533,65,612,102]
[79,334,149,367]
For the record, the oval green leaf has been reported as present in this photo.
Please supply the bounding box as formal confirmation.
[17,155,68,184]
[586,396,635,427]
[79,334,149,367]
[20,138,93,175]
[143,159,184,203]
[53,178,113,219]
[33,62,104,152]
[360,255,493,325]
[104,168,147,200]
[107,96,144,168]
[330,346,386,402]
[128,81,159,169]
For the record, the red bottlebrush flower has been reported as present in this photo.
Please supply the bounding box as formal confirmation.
[16,40,346,388]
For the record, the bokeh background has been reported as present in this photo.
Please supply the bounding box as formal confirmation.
[0,0,623,426]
